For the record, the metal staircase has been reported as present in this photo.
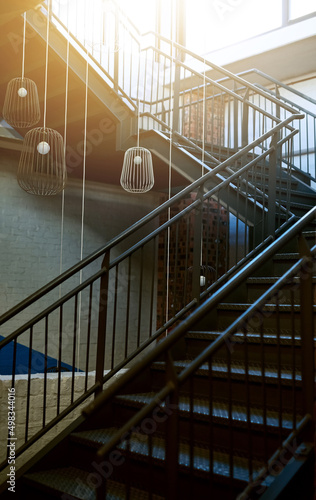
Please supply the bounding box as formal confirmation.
[0,1,315,498]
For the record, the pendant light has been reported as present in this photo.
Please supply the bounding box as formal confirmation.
[2,13,40,128]
[17,2,67,196]
[120,101,154,193]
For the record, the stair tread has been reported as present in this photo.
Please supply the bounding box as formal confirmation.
[186,330,302,345]
[70,428,263,482]
[152,359,302,384]
[115,393,299,429]
[24,466,164,500]
[246,276,316,283]
[217,302,316,311]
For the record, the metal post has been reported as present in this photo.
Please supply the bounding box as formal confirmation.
[241,89,249,148]
[192,189,203,302]
[233,82,239,151]
[267,132,278,237]
[298,234,314,418]
[165,351,179,500]
[95,252,110,395]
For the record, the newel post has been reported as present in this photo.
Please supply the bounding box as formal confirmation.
[95,251,110,395]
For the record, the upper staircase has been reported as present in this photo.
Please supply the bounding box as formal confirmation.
[0,1,315,498]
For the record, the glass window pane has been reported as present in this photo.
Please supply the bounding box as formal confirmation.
[186,0,282,54]
[289,0,316,20]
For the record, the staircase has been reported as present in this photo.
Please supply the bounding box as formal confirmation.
[0,1,315,498]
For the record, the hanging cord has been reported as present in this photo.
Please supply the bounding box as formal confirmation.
[21,13,26,80]
[165,26,175,330]
[137,97,140,148]
[200,58,206,270]
[76,41,89,371]
[59,1,70,292]
[43,0,50,130]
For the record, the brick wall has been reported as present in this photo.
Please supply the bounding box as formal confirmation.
[182,90,224,145]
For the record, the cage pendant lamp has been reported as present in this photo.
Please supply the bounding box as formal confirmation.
[2,14,40,128]
[17,127,67,195]
[120,101,154,193]
[2,77,40,128]
[120,146,154,193]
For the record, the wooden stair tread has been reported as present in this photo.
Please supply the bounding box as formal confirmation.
[217,302,316,312]
[115,393,299,430]
[24,466,164,500]
[70,428,264,483]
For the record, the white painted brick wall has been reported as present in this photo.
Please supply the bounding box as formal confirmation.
[0,369,127,483]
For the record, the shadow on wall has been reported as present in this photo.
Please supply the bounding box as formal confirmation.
[0,335,78,375]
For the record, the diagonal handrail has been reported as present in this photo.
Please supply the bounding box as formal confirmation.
[0,114,302,328]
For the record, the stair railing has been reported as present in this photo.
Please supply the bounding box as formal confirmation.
[47,0,303,159]
[0,115,301,473]
[81,207,316,500]
[218,68,316,184]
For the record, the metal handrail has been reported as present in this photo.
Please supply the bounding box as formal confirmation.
[236,68,316,106]
[0,113,302,328]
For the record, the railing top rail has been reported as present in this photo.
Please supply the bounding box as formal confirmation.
[140,31,301,116]
[0,112,303,327]
[236,68,316,106]
[254,83,316,119]
[83,207,316,420]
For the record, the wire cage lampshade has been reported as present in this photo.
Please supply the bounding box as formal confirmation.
[17,127,67,195]
[120,146,154,193]
[2,77,40,128]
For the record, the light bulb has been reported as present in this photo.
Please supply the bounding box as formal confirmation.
[200,275,206,287]
[37,141,50,155]
[134,155,142,165]
[17,87,27,98]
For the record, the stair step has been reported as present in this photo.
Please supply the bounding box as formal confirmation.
[24,466,164,499]
[186,330,302,346]
[70,427,264,483]
[115,393,298,431]
[151,360,301,385]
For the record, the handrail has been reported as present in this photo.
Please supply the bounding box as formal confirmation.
[0,113,302,328]
[139,44,299,128]
[236,68,316,106]
[140,32,301,116]
[83,206,316,420]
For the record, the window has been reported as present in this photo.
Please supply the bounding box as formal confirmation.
[289,0,316,20]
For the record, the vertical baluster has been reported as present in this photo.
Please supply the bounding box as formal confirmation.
[244,323,253,482]
[25,326,33,442]
[71,294,78,404]
[189,376,194,497]
[96,253,110,393]
[137,247,144,348]
[149,237,157,337]
[43,316,48,427]
[227,343,234,488]
[111,265,119,368]
[57,305,63,415]
[290,287,297,430]
[173,222,179,312]
[125,256,132,356]
[208,356,214,493]
[85,283,93,392]
[276,293,283,445]
[260,318,268,462]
